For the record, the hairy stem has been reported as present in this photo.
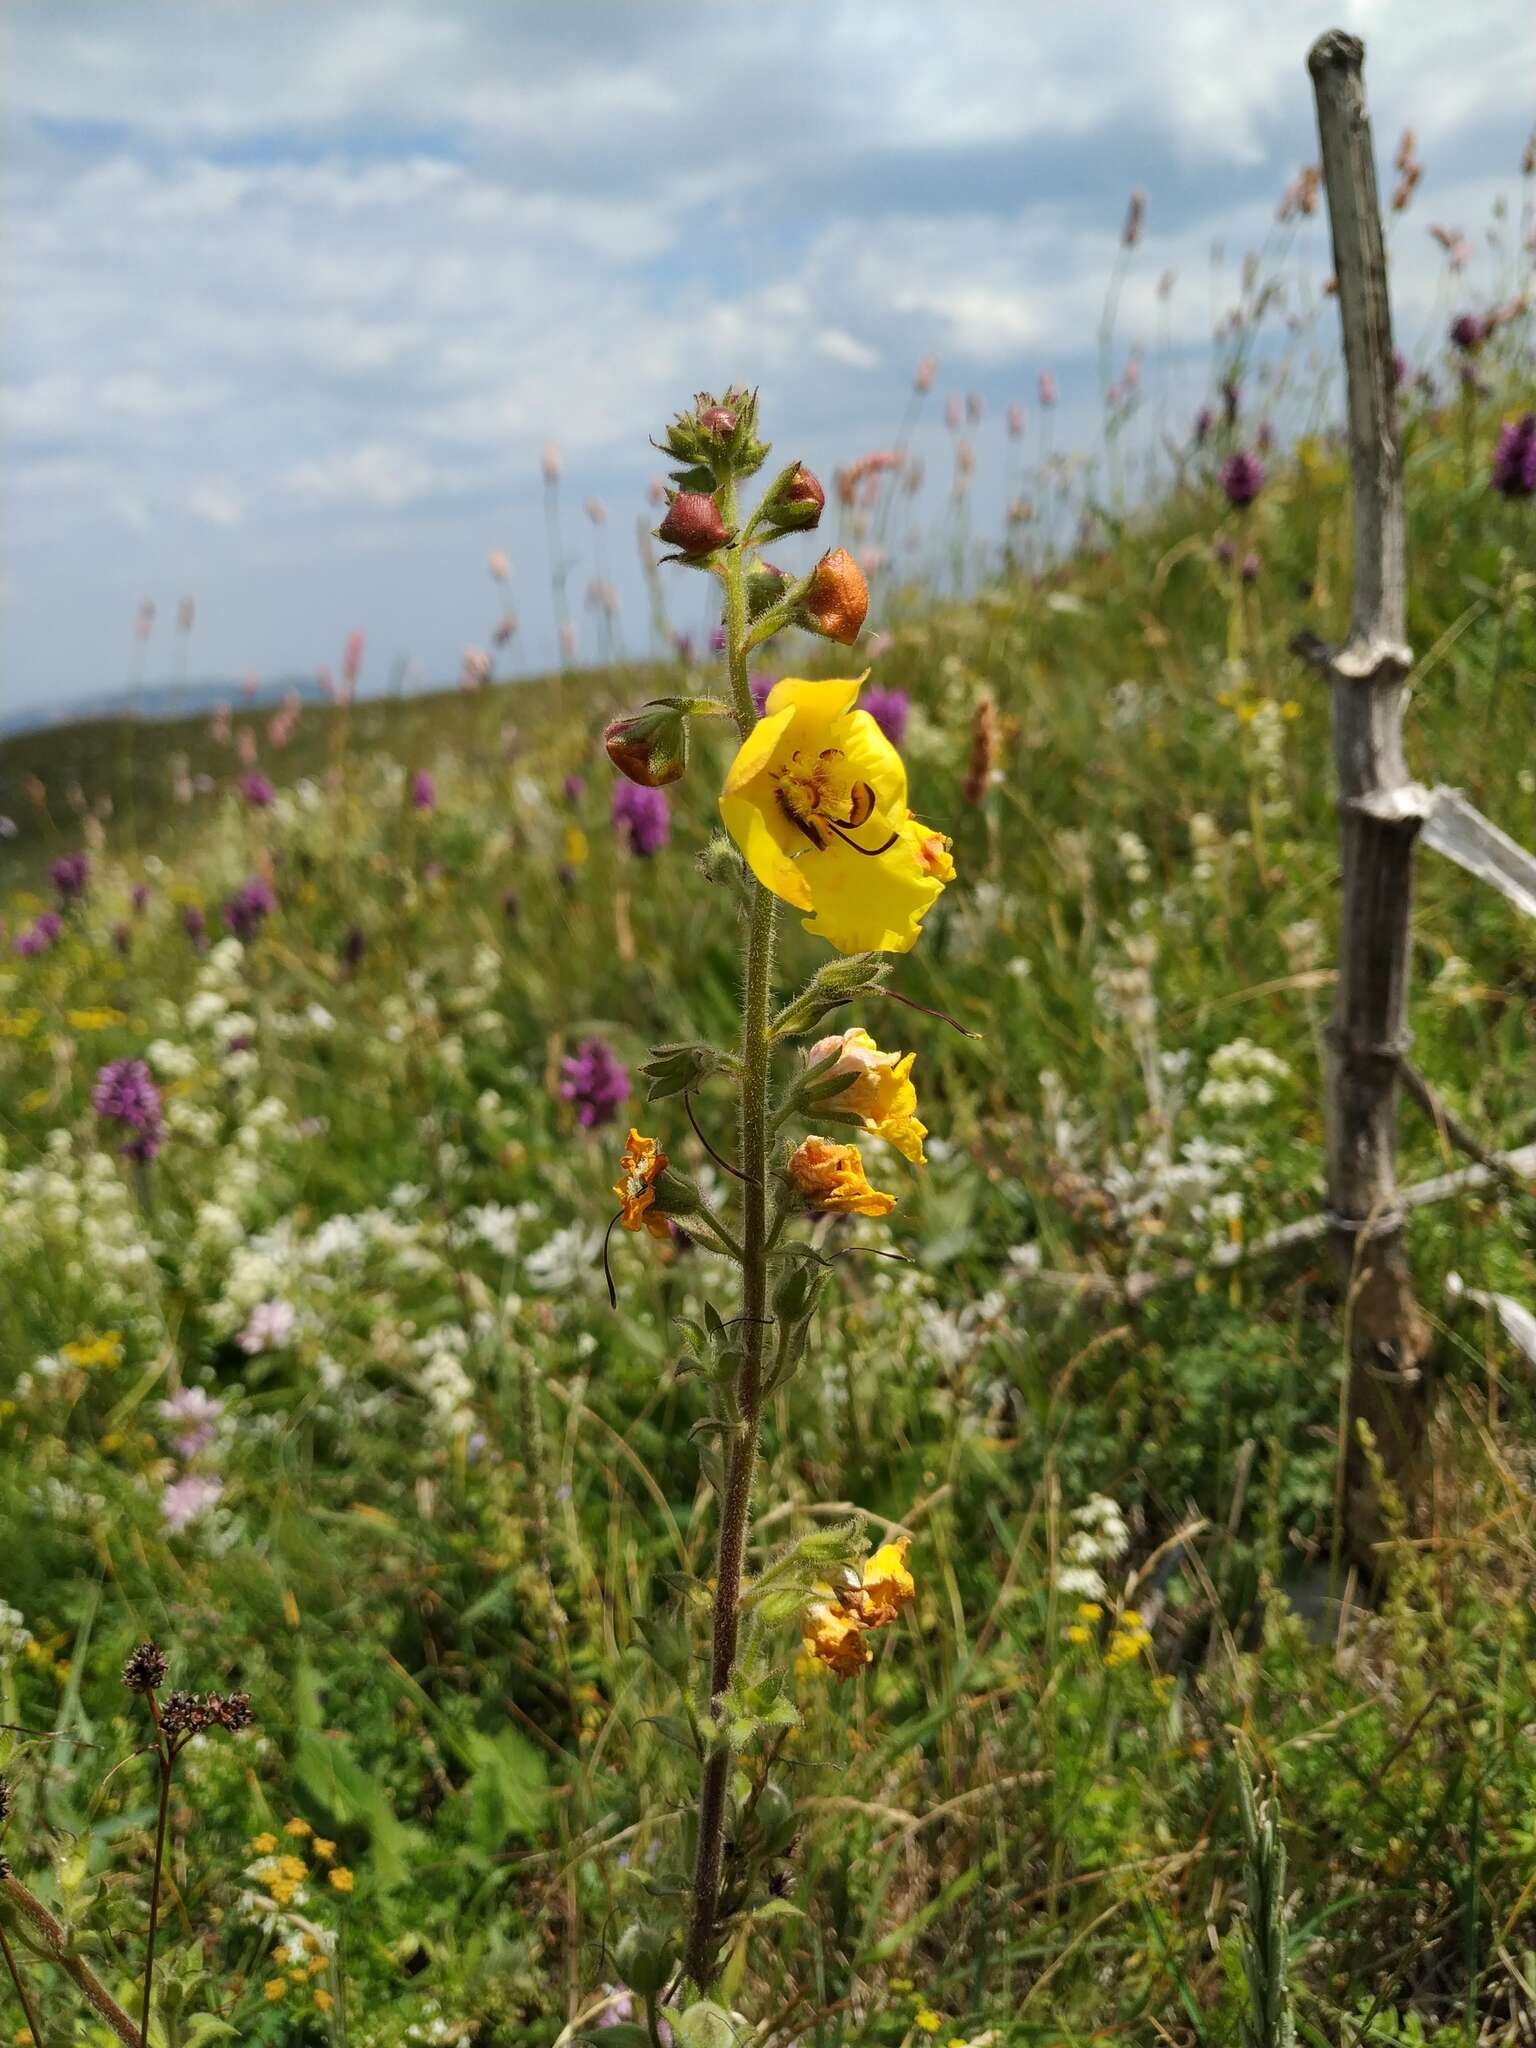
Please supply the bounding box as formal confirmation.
[139,1712,173,2048]
[684,481,778,1992]
[0,1918,44,2048]
[1,1874,142,2048]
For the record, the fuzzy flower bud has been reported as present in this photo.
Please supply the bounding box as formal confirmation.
[604,703,689,786]
[657,491,731,561]
[759,461,825,533]
[798,549,868,645]
[122,1641,169,1693]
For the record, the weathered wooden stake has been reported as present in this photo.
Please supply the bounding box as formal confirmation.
[1306,30,1433,1552]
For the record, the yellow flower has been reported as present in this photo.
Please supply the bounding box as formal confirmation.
[787,1135,896,1218]
[1065,1624,1092,1645]
[915,2010,942,2034]
[328,1866,355,1893]
[857,1539,916,1628]
[312,1837,336,1860]
[264,1980,288,2003]
[272,1945,291,1967]
[563,826,589,867]
[806,1027,927,1163]
[1076,1602,1103,1622]
[613,1128,672,1239]
[283,1816,312,1838]
[250,1831,277,1854]
[66,1007,126,1032]
[719,676,950,954]
[0,1010,40,1039]
[315,1989,334,2013]
[59,1332,123,1371]
[277,1855,307,1881]
[802,1597,871,1679]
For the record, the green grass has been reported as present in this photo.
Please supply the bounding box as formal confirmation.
[2,387,1536,2048]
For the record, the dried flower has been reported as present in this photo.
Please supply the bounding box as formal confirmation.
[122,1641,169,1693]
[787,1135,897,1217]
[613,1129,672,1239]
[963,692,997,805]
[1122,187,1146,247]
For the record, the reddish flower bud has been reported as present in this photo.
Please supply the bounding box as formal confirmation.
[799,549,869,646]
[760,461,825,533]
[604,703,688,787]
[657,490,730,559]
[699,405,738,438]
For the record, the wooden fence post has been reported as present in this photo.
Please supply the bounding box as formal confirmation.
[1305,30,1433,1553]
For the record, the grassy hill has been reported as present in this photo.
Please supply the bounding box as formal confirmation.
[2,389,1536,2046]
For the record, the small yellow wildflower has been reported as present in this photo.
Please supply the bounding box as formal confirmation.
[805,1027,928,1163]
[914,2010,942,2034]
[0,1010,40,1039]
[857,1539,916,1627]
[250,1833,277,1854]
[284,1816,313,1838]
[328,1866,355,1894]
[890,1979,914,1993]
[59,1332,123,1371]
[1076,1601,1103,1622]
[1065,1624,1092,1645]
[278,1855,307,1881]
[264,1980,287,2003]
[563,826,589,867]
[312,1837,336,1860]
[314,1990,334,2013]
[66,1007,127,1032]
[272,1945,290,1967]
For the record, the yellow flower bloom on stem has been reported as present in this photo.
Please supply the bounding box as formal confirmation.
[719,677,950,954]
[613,1128,672,1238]
[802,1596,871,1678]
[328,1866,355,1893]
[807,1027,927,1164]
[857,1538,916,1627]
[787,1135,896,1218]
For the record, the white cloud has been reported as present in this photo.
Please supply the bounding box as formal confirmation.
[815,329,881,372]
[280,445,462,510]
[186,479,245,527]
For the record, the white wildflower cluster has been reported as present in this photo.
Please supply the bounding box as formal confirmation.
[0,1133,159,1340]
[1056,1494,1129,1603]
[918,1290,1009,1372]
[1280,918,1323,975]
[1094,932,1159,1039]
[459,1199,540,1260]
[1432,954,1477,1005]
[1109,679,1159,732]
[414,1324,477,1439]
[1103,1133,1248,1237]
[0,1600,34,1664]
[523,1220,604,1294]
[1197,1038,1291,1114]
[1116,829,1152,888]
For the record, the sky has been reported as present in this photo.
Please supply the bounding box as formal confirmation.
[3,1,1534,718]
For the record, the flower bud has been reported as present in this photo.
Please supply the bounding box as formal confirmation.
[697,832,748,892]
[746,559,793,621]
[614,1920,676,1999]
[699,404,738,437]
[604,703,688,787]
[797,548,868,645]
[759,461,825,534]
[639,1040,731,1100]
[657,491,731,561]
[653,1163,701,1217]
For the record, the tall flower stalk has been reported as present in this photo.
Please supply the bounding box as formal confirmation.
[602,389,954,2009]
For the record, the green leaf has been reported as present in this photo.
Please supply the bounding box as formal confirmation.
[460,1726,548,1850]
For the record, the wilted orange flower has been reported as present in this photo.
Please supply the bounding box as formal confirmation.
[614,1129,672,1238]
[803,1597,872,1678]
[787,1136,896,1218]
[806,1028,927,1164]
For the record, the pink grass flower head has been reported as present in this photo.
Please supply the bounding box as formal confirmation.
[177,596,196,632]
[1007,402,1026,438]
[541,443,562,485]
[1122,187,1147,247]
[459,646,491,690]
[162,1474,223,1532]
[342,630,365,692]
[136,599,156,640]
[159,1386,224,1457]
[238,1299,296,1355]
[611,780,670,858]
[913,354,937,394]
[489,547,511,581]
[559,1037,629,1129]
[92,1057,164,1163]
[240,772,275,808]
[1038,370,1058,409]
[411,769,437,811]
[1491,414,1536,499]
[944,394,963,432]
[1221,450,1265,509]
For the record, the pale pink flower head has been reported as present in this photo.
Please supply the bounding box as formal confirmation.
[1122,187,1146,248]
[238,1299,296,1355]
[177,595,196,632]
[342,629,365,688]
[809,1026,902,1087]
[135,599,156,640]
[159,1385,224,1458]
[1038,371,1059,409]
[559,622,578,662]
[646,477,667,506]
[459,646,491,690]
[492,612,517,646]
[317,665,337,702]
[585,496,606,527]
[1123,353,1142,392]
[488,547,511,582]
[162,1473,223,1532]
[241,670,259,700]
[913,353,938,395]
[1007,402,1026,438]
[209,706,231,745]
[944,394,963,432]
[541,443,562,485]
[966,392,984,424]
[237,728,259,768]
